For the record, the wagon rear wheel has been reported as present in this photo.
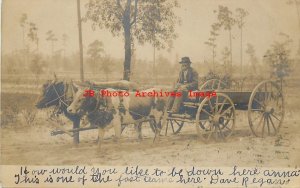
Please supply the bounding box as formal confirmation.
[195,93,235,143]
[248,80,284,137]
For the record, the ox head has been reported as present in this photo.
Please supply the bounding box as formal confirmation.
[67,87,98,115]
[36,80,65,109]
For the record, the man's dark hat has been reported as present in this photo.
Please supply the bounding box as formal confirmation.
[179,56,192,64]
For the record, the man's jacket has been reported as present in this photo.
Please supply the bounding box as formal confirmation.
[177,67,199,90]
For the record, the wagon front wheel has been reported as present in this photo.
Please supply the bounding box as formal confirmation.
[195,93,235,143]
[248,80,284,137]
[156,119,184,135]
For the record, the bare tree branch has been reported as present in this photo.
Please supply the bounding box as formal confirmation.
[116,0,125,21]
[130,0,138,26]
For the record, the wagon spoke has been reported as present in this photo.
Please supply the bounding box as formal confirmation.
[253,98,265,108]
[224,124,233,131]
[173,120,181,126]
[266,115,270,136]
[270,113,281,121]
[268,115,277,134]
[208,99,214,112]
[273,110,283,117]
[223,110,234,127]
[220,121,232,131]
[199,121,208,130]
[218,98,227,113]
[262,116,266,137]
[220,106,233,116]
[165,120,169,136]
[207,125,215,141]
[254,115,264,133]
[217,125,225,141]
[201,108,213,117]
[170,120,175,133]
[173,120,179,125]
[171,120,184,134]
[251,112,263,123]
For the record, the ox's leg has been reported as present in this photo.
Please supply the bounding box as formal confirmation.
[97,128,105,149]
[112,116,122,141]
[134,122,143,141]
[73,119,80,145]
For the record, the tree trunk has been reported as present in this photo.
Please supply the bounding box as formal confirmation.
[77,0,84,82]
[240,26,243,76]
[295,0,300,29]
[212,46,215,71]
[36,38,39,53]
[229,29,233,73]
[123,0,132,81]
[295,0,300,55]
[51,40,54,57]
[153,45,156,85]
[22,27,25,50]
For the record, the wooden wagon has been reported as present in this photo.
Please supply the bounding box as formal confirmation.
[159,79,285,142]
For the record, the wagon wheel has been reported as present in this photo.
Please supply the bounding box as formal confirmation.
[155,94,186,135]
[148,117,164,134]
[195,93,235,143]
[166,120,184,135]
[199,79,228,91]
[248,80,284,137]
[156,117,184,135]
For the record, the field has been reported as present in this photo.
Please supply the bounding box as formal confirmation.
[1,78,300,167]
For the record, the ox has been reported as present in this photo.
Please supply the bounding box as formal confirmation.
[67,87,167,147]
[35,80,82,144]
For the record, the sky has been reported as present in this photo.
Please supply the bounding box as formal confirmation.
[2,0,300,65]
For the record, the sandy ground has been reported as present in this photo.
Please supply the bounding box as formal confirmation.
[1,109,299,167]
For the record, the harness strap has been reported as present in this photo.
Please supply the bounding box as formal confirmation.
[52,84,69,107]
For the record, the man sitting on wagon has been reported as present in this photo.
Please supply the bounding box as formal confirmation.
[167,56,199,113]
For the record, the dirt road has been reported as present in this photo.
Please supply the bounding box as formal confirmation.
[1,110,299,167]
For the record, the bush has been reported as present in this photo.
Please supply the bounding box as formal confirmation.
[1,109,19,127]
[1,93,38,127]
[21,108,38,126]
